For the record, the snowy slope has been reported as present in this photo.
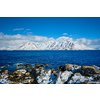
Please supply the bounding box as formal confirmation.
[46,41,75,50]
[17,42,39,50]
[35,41,53,50]
[74,43,93,50]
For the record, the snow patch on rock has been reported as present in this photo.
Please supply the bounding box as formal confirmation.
[56,71,73,84]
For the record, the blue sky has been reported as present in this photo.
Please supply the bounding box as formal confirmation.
[0,17,100,40]
[0,17,100,50]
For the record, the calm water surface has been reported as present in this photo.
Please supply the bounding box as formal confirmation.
[0,50,100,72]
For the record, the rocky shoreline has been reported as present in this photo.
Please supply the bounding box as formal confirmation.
[0,63,100,84]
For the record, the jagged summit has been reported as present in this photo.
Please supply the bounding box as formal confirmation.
[46,40,75,50]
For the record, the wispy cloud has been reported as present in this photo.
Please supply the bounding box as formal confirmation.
[26,29,30,30]
[69,35,72,36]
[13,28,24,31]
[0,32,4,35]
[27,32,33,34]
[0,34,100,50]
[27,32,33,35]
[62,33,68,35]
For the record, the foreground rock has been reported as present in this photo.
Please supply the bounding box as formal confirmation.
[0,65,7,69]
[56,71,73,84]
[35,64,44,68]
[64,64,74,71]
[59,64,81,73]
[81,65,100,76]
[37,69,52,84]
[68,73,93,84]
[44,64,49,67]
[17,64,23,69]
[17,64,31,69]
[0,63,100,84]
[0,69,35,84]
[24,64,31,69]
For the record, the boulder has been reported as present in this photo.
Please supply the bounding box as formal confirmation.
[10,70,28,83]
[35,64,44,68]
[24,64,31,69]
[81,65,100,76]
[0,70,1,73]
[73,65,81,73]
[59,65,65,71]
[17,69,27,74]
[53,71,57,75]
[52,69,59,76]
[44,64,49,67]
[26,72,30,76]
[30,68,39,83]
[37,69,52,84]
[0,65,7,69]
[2,70,9,75]
[51,68,55,72]
[27,79,34,84]
[23,78,34,84]
[64,64,74,71]
[1,74,9,79]
[16,64,23,69]
[9,75,14,79]
[30,68,37,78]
[56,71,73,84]
[68,73,93,84]
[14,69,26,75]
[92,74,100,82]
[12,69,27,82]
[0,76,13,84]
[4,70,9,75]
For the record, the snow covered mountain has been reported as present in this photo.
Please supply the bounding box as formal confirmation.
[16,40,93,50]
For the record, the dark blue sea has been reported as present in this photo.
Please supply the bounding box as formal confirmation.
[0,50,100,72]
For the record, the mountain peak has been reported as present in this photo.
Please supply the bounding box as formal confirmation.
[17,42,39,50]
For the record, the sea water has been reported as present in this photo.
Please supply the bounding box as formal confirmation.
[0,50,100,72]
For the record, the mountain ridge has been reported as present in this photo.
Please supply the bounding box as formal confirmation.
[15,40,93,50]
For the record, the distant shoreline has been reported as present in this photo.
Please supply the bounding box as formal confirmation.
[0,50,99,51]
